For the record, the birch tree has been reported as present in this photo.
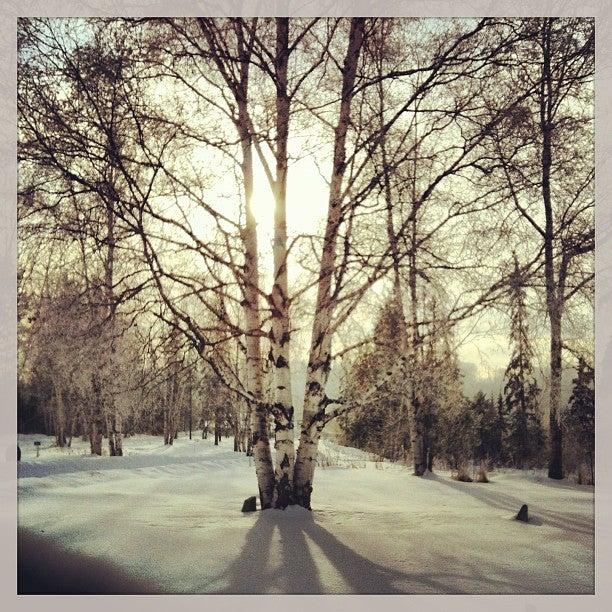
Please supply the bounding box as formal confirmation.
[18,16,594,510]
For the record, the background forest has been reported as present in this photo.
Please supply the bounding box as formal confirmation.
[17,17,594,514]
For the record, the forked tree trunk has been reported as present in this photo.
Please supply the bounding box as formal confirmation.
[294,18,366,509]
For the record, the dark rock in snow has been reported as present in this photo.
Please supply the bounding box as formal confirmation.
[516,504,529,522]
[241,496,257,512]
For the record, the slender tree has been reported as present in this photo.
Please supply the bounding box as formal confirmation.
[503,255,544,469]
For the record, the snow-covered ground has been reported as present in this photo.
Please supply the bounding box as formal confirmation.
[17,433,594,594]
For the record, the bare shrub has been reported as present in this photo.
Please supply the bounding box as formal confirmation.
[475,462,490,483]
[452,464,473,482]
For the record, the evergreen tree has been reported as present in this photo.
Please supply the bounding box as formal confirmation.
[490,394,507,465]
[564,359,594,484]
[471,392,500,464]
[339,298,409,461]
[503,255,545,468]
[419,312,464,472]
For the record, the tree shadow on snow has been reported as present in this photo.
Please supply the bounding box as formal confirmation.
[213,510,451,594]
[425,473,593,538]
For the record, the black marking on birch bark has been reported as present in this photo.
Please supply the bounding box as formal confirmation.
[308,380,322,394]
[280,331,290,346]
[274,472,294,509]
[276,355,288,368]
[280,454,290,469]
[296,481,313,510]
[277,385,286,390]
[267,348,275,363]
[311,411,325,423]
[309,354,331,373]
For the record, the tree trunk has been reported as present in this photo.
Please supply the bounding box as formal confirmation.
[244,404,253,456]
[90,422,102,456]
[89,375,104,455]
[269,17,295,509]
[238,106,275,507]
[294,18,366,509]
[379,72,423,476]
[548,312,564,478]
[188,370,193,440]
[53,383,67,448]
[427,444,435,472]
[197,17,276,509]
[112,412,123,456]
[540,20,564,480]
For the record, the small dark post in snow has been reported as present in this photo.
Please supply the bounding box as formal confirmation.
[516,504,529,522]
[17,446,21,461]
[241,496,257,512]
[34,441,41,458]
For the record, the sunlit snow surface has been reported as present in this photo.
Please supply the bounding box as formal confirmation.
[17,433,594,594]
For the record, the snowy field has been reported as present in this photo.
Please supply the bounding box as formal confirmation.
[17,433,594,594]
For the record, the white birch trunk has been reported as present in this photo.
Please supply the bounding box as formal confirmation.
[269,18,295,508]
[294,19,366,509]
[238,102,276,508]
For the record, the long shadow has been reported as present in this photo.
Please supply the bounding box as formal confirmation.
[522,472,594,492]
[18,530,162,594]
[214,510,454,594]
[209,513,278,593]
[210,512,324,594]
[426,473,593,537]
[300,515,448,593]
[276,515,325,593]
